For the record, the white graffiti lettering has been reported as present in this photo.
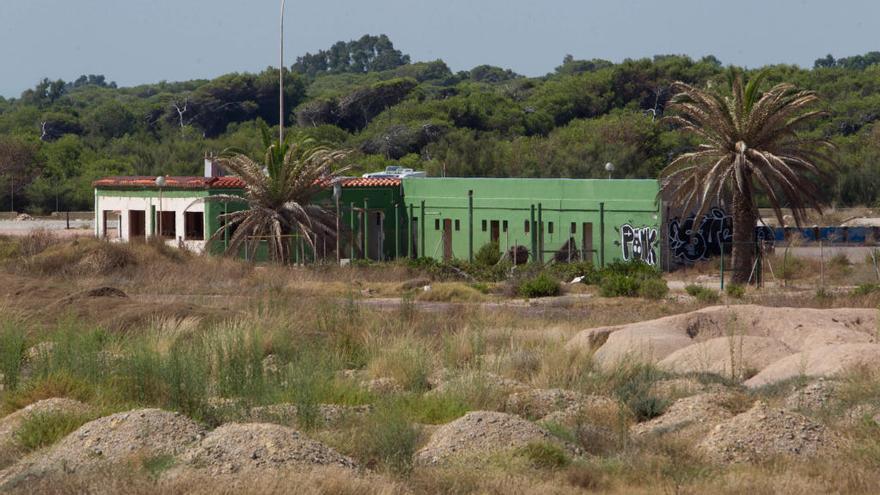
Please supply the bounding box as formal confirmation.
[621,224,658,266]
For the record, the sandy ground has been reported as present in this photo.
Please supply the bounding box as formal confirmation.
[0,219,93,237]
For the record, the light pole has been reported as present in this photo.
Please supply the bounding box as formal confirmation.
[279,0,286,145]
[155,176,166,240]
[605,162,615,180]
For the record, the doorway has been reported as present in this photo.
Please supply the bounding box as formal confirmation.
[442,218,453,260]
[582,222,594,264]
[490,220,500,244]
[103,211,120,239]
[129,210,146,239]
[367,211,385,261]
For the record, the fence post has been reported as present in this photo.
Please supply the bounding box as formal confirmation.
[530,205,536,263]
[720,243,725,290]
[599,202,606,268]
[408,203,415,259]
[394,203,400,260]
[537,203,544,264]
[420,200,426,259]
[363,198,369,261]
[349,203,355,261]
[468,190,474,263]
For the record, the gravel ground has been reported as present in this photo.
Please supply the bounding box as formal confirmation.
[698,401,839,464]
[414,411,574,466]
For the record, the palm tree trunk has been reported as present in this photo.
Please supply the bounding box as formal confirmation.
[731,194,756,284]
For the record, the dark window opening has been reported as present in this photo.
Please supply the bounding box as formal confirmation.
[524,220,530,233]
[482,220,487,231]
[548,222,554,234]
[435,219,440,230]
[502,220,508,232]
[158,211,176,238]
[454,219,460,231]
[185,212,204,240]
[571,222,577,234]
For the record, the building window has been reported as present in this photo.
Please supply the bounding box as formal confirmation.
[548,222,554,234]
[158,211,176,238]
[571,222,577,234]
[482,220,487,231]
[435,219,440,230]
[524,220,530,233]
[502,220,508,232]
[454,219,460,231]
[185,212,204,240]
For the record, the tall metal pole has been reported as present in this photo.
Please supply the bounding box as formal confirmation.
[467,190,474,263]
[279,0,286,145]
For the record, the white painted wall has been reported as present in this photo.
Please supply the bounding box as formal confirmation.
[95,195,208,252]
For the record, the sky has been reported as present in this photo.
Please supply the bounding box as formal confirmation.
[1,0,879,97]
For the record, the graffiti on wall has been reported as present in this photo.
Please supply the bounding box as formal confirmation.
[620,224,659,266]
[668,207,774,263]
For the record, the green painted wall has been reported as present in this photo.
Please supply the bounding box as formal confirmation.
[401,178,661,266]
[313,186,406,260]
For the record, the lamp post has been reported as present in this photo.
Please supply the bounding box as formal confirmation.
[155,176,166,240]
[279,0,286,145]
[604,162,615,180]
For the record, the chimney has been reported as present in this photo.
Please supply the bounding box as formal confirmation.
[204,153,223,178]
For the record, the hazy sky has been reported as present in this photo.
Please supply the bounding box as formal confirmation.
[1,0,878,97]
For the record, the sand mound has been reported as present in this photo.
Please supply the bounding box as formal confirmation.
[415,411,572,466]
[744,344,880,388]
[567,306,877,385]
[0,409,204,488]
[698,401,838,464]
[248,403,372,426]
[538,396,621,429]
[428,371,530,397]
[783,379,838,411]
[167,423,356,478]
[658,336,793,377]
[0,399,92,468]
[631,393,739,437]
[504,388,585,419]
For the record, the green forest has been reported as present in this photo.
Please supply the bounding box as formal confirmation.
[1,34,879,213]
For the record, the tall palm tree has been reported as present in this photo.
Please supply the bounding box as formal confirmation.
[661,69,834,283]
[196,124,350,263]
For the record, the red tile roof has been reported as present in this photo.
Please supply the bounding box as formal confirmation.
[94,176,401,190]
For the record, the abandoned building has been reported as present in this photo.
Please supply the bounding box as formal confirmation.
[93,161,664,266]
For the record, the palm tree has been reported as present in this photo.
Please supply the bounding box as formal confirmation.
[196,125,350,263]
[661,69,834,283]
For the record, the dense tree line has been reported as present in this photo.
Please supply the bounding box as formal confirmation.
[0,35,879,213]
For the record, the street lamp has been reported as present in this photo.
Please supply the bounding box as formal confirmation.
[279,0,286,145]
[605,162,615,179]
[155,176,166,239]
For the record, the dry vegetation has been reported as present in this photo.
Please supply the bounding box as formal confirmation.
[0,232,878,494]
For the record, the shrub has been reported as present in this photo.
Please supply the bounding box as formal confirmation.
[628,395,670,422]
[353,402,420,475]
[518,273,561,298]
[637,278,669,300]
[15,411,94,452]
[599,274,640,297]
[0,323,27,392]
[853,283,880,296]
[474,241,502,266]
[685,284,720,303]
[548,261,596,283]
[725,283,746,299]
[515,442,570,469]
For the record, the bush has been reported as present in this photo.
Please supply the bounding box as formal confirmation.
[15,411,94,452]
[685,284,720,303]
[599,274,640,297]
[637,278,669,300]
[353,402,420,475]
[474,241,502,266]
[515,442,570,469]
[628,395,670,422]
[518,273,561,298]
[725,283,745,299]
[852,283,880,296]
